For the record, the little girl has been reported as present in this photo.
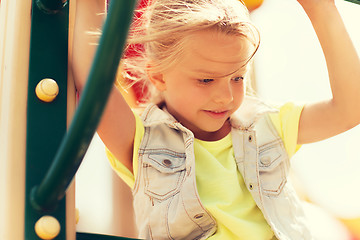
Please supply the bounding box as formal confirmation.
[72,0,360,239]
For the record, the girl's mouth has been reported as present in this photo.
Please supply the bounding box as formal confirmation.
[204,110,229,119]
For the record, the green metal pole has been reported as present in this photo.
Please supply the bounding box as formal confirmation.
[344,0,360,4]
[25,0,69,239]
[76,232,139,240]
[36,0,68,14]
[30,0,137,212]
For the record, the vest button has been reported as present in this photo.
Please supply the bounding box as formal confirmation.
[261,156,271,165]
[248,135,253,142]
[194,213,204,219]
[249,184,254,190]
[163,159,172,167]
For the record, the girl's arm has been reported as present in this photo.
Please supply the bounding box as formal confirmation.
[72,0,136,172]
[296,0,360,144]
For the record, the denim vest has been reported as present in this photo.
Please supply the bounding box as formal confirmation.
[132,99,313,240]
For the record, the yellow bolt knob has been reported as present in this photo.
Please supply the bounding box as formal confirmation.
[34,215,61,240]
[35,78,59,102]
[75,208,80,224]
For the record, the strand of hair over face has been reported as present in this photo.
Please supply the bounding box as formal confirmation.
[121,0,260,104]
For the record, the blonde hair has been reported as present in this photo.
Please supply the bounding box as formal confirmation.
[122,0,260,103]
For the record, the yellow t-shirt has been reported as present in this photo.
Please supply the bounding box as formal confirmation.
[106,102,304,239]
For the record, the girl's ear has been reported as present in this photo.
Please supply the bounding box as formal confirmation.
[146,67,166,91]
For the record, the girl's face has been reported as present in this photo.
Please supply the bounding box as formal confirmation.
[153,30,253,141]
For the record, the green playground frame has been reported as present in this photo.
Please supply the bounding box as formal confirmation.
[24,0,139,239]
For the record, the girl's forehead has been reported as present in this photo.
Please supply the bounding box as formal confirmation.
[179,30,252,72]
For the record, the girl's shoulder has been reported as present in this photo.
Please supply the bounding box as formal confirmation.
[267,102,304,158]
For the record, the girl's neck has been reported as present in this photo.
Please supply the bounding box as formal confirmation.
[194,119,231,141]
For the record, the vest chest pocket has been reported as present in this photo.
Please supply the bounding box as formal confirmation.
[258,142,289,196]
[143,152,186,201]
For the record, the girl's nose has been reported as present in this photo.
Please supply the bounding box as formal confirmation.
[214,82,234,104]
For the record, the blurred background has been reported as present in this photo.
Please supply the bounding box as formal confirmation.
[75,0,360,239]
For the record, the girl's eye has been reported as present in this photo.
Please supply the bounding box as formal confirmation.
[232,76,244,82]
[198,79,214,84]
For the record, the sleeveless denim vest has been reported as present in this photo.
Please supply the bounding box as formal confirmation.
[132,98,313,240]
